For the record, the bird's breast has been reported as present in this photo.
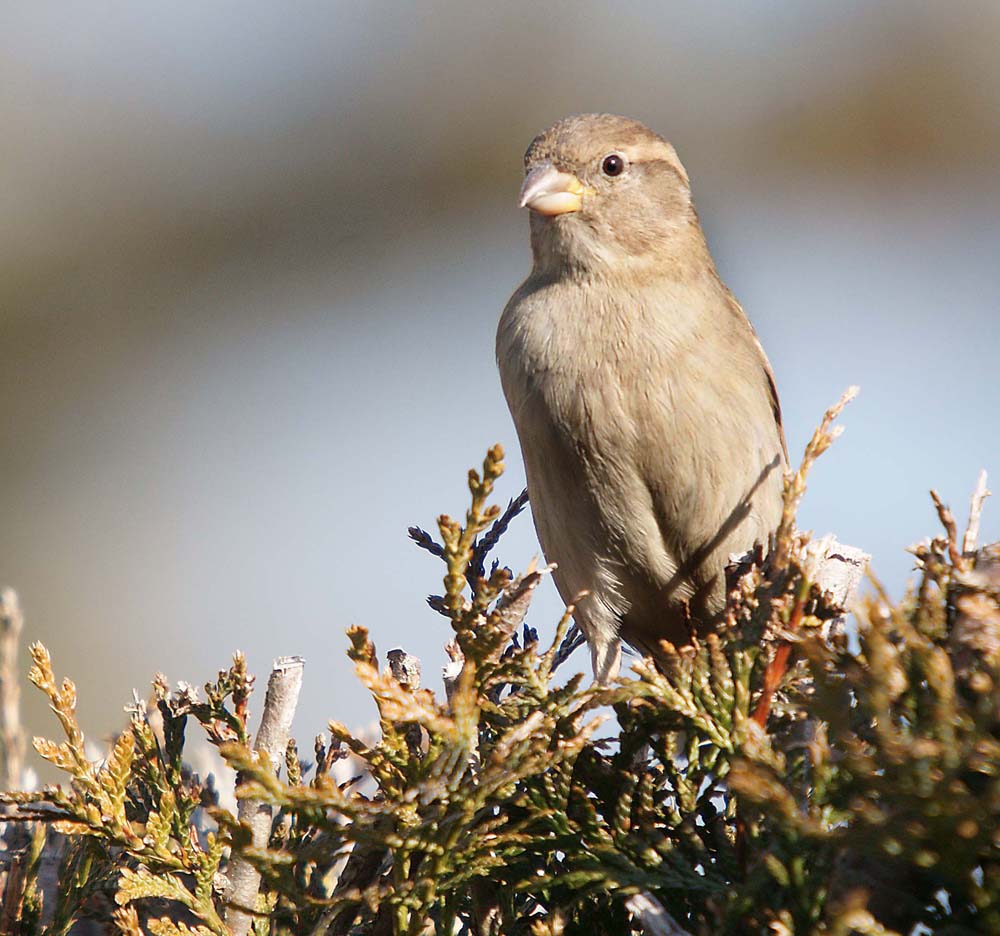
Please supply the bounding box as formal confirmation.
[500,280,690,455]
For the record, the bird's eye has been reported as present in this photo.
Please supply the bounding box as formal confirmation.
[601,154,626,177]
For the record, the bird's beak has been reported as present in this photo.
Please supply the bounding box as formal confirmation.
[519,163,593,216]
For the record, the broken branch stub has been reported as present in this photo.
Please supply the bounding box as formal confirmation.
[224,655,305,936]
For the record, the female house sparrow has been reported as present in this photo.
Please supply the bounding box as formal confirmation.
[497,114,787,682]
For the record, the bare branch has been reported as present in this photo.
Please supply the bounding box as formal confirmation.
[224,655,305,936]
[442,640,464,704]
[626,893,692,936]
[386,648,426,759]
[805,536,871,611]
[386,648,422,691]
[0,589,25,793]
[963,470,991,556]
[930,489,964,568]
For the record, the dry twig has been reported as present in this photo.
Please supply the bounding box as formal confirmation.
[963,469,991,556]
[0,589,25,793]
[626,892,693,936]
[224,655,305,936]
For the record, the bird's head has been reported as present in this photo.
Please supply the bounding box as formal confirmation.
[519,114,698,278]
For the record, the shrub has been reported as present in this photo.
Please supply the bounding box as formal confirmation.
[1,391,998,935]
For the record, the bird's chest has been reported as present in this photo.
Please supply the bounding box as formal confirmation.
[504,298,670,459]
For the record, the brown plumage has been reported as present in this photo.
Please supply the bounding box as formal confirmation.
[497,114,787,682]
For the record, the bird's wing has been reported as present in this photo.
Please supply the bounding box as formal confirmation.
[760,347,788,465]
[724,291,788,465]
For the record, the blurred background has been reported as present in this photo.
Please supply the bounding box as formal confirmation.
[2,2,998,767]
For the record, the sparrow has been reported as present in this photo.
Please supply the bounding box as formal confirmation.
[496,114,787,682]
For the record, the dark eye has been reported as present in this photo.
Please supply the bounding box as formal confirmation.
[601,154,626,177]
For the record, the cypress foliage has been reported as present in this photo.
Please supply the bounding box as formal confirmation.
[2,393,998,935]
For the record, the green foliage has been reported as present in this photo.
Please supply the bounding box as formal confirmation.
[1,409,999,934]
[1,654,247,933]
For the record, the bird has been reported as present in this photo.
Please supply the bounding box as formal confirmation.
[496,114,788,683]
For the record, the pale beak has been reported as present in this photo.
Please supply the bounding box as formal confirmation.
[518,163,593,216]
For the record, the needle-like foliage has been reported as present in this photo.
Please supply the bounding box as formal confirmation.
[1,394,998,935]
